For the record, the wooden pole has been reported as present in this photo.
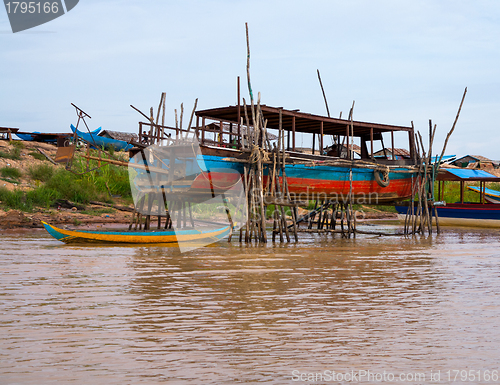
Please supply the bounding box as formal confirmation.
[201,117,206,144]
[161,93,166,139]
[317,69,331,118]
[237,76,241,148]
[320,121,324,154]
[391,131,395,160]
[184,98,198,137]
[245,23,254,105]
[370,127,374,159]
[219,120,224,146]
[179,103,184,131]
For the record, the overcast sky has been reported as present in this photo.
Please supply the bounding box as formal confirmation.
[1,0,499,158]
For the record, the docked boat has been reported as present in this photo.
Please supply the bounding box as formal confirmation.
[42,221,232,244]
[15,131,73,144]
[133,104,419,204]
[396,169,500,228]
[71,124,133,151]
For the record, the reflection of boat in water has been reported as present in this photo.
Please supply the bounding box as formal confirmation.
[42,221,232,244]
[396,169,500,228]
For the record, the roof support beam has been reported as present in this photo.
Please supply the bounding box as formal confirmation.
[320,121,324,153]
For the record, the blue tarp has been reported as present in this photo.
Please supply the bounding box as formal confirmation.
[444,168,499,180]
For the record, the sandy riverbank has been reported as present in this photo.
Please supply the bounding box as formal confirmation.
[0,207,396,230]
[0,207,133,229]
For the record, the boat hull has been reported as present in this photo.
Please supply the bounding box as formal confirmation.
[42,221,231,244]
[71,125,132,151]
[196,153,416,204]
[396,203,500,228]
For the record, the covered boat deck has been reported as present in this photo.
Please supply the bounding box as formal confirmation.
[194,104,416,164]
[437,168,500,204]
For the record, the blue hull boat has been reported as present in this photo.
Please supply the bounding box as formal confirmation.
[71,124,132,151]
[396,169,500,228]
[16,130,79,144]
[396,203,500,228]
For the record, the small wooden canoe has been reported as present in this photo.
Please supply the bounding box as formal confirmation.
[467,185,500,204]
[42,221,231,244]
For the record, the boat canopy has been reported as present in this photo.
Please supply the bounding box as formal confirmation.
[196,105,413,136]
[437,169,500,182]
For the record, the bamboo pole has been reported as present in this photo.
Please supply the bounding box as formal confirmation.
[155,93,165,129]
[179,103,184,131]
[243,164,250,242]
[317,69,331,118]
[161,93,166,139]
[184,98,198,138]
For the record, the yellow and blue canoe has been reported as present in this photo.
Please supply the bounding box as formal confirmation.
[467,186,500,204]
[42,221,231,244]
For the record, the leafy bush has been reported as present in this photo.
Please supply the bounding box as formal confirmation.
[0,187,31,211]
[26,185,61,208]
[44,168,103,204]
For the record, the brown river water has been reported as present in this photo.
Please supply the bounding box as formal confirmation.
[1,223,500,384]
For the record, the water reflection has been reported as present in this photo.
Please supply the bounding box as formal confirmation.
[1,227,500,384]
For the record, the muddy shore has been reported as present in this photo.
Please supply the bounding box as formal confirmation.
[0,207,396,230]
[0,207,133,230]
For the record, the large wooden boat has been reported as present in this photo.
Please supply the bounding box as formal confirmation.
[134,104,419,204]
[42,221,232,244]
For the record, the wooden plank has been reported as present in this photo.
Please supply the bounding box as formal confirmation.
[37,148,57,165]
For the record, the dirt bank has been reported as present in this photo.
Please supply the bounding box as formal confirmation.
[0,140,60,191]
[1,139,136,229]
[0,207,132,229]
